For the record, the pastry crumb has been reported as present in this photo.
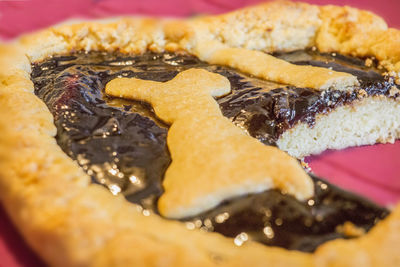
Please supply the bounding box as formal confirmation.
[357,89,368,99]
[336,221,366,237]
[365,58,373,67]
[389,86,400,97]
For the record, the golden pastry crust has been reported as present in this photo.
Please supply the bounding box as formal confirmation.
[1,1,400,266]
[316,5,400,77]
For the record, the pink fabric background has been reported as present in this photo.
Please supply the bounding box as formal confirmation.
[0,0,399,266]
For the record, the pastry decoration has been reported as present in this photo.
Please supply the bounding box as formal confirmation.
[194,41,359,91]
[105,68,313,218]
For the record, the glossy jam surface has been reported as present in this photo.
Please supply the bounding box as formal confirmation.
[32,51,391,252]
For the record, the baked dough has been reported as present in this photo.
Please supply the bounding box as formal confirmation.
[193,41,359,91]
[0,1,400,266]
[105,68,313,218]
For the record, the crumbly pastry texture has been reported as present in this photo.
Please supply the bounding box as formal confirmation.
[278,96,400,158]
[0,1,400,266]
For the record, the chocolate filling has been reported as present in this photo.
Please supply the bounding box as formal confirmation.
[32,50,393,252]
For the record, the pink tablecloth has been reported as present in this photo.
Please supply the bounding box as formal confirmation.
[0,0,399,266]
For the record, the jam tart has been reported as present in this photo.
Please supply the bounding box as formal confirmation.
[0,1,400,266]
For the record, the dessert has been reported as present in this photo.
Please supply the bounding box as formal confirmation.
[0,1,400,266]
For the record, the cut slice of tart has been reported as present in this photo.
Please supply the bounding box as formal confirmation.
[0,1,400,266]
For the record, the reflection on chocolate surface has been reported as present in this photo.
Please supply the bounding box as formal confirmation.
[32,51,392,252]
[188,175,387,251]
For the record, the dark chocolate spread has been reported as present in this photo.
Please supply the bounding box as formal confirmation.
[32,50,392,252]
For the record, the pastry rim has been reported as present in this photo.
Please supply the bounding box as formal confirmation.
[0,1,400,266]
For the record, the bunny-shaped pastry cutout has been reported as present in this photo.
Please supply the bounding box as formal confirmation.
[106,68,313,219]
